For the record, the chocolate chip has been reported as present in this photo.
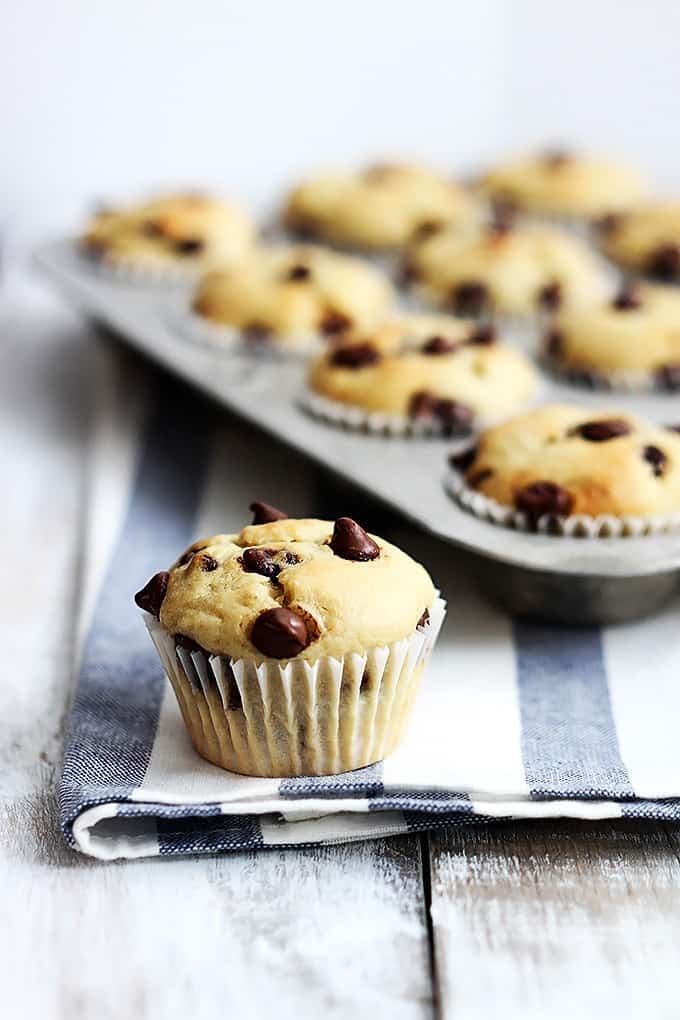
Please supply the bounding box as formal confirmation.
[141,220,164,238]
[514,481,574,522]
[411,219,445,242]
[649,244,680,281]
[330,517,380,561]
[537,281,562,311]
[330,343,381,368]
[573,419,632,442]
[409,391,474,436]
[467,325,496,346]
[487,220,513,241]
[399,259,420,287]
[134,571,169,618]
[545,329,563,359]
[656,364,680,391]
[421,335,459,355]
[174,238,204,256]
[490,197,518,231]
[448,446,478,472]
[612,284,641,310]
[452,281,488,317]
[174,633,204,653]
[250,607,311,659]
[320,310,353,336]
[285,263,311,282]
[178,544,205,566]
[643,445,667,477]
[467,468,493,488]
[594,212,623,235]
[250,501,288,524]
[542,149,570,169]
[199,554,218,572]
[417,609,430,630]
[243,322,272,343]
[665,424,680,433]
[241,547,298,579]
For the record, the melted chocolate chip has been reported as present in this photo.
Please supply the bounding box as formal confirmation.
[595,212,624,235]
[320,310,353,336]
[175,238,204,256]
[649,244,680,281]
[141,220,164,238]
[243,322,272,343]
[199,554,218,572]
[537,281,562,311]
[251,607,311,659]
[330,517,380,561]
[643,445,667,477]
[409,391,474,436]
[422,335,459,356]
[514,481,574,522]
[134,571,169,618]
[490,198,518,231]
[250,501,288,524]
[242,547,281,579]
[467,468,494,488]
[330,343,381,369]
[612,284,641,310]
[417,609,430,630]
[452,281,488,317]
[411,219,444,242]
[467,325,496,346]
[656,364,680,391]
[286,263,311,282]
[178,544,205,566]
[545,329,563,359]
[573,419,632,442]
[448,446,478,473]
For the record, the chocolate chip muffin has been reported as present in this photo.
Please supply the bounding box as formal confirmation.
[307,314,538,435]
[448,405,680,535]
[80,192,255,277]
[190,244,395,349]
[405,221,606,319]
[135,502,445,777]
[543,283,680,389]
[283,162,478,251]
[595,201,680,282]
[478,150,646,220]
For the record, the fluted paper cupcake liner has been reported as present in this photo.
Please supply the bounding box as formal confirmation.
[76,243,205,286]
[143,596,446,777]
[300,390,479,439]
[168,304,325,358]
[540,351,672,394]
[445,465,680,538]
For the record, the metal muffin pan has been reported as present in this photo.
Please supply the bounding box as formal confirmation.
[36,240,680,624]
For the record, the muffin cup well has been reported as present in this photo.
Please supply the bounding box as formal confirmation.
[445,464,680,538]
[143,596,446,778]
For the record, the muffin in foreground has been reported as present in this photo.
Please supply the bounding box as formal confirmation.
[404,220,607,319]
[447,405,680,536]
[595,201,680,282]
[543,283,680,390]
[283,161,478,251]
[190,244,395,350]
[478,150,647,220]
[135,504,444,777]
[80,192,255,277]
[307,314,538,435]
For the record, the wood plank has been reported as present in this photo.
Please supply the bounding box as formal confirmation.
[428,820,680,1020]
[0,281,433,1020]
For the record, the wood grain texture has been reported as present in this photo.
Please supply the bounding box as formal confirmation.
[428,820,680,1020]
[1,279,432,1020]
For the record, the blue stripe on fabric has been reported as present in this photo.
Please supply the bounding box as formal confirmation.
[157,813,264,855]
[514,622,634,799]
[376,791,474,814]
[280,762,384,799]
[59,374,214,839]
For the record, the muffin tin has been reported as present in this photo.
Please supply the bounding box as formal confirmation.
[35,239,680,624]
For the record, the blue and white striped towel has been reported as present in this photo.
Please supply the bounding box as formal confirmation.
[60,372,680,859]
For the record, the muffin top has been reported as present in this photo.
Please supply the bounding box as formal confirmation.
[80,192,255,272]
[308,314,538,427]
[451,404,680,519]
[283,162,478,250]
[135,506,435,662]
[478,150,646,218]
[545,283,680,381]
[406,221,607,317]
[191,244,395,345]
[596,202,680,280]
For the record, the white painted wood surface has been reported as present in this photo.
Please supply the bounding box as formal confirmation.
[3,270,680,1019]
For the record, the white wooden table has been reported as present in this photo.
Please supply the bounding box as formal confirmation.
[4,270,680,1020]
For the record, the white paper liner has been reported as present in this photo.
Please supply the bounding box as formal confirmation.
[540,351,670,394]
[76,243,204,286]
[168,303,325,358]
[143,596,446,777]
[300,389,479,438]
[444,465,680,538]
